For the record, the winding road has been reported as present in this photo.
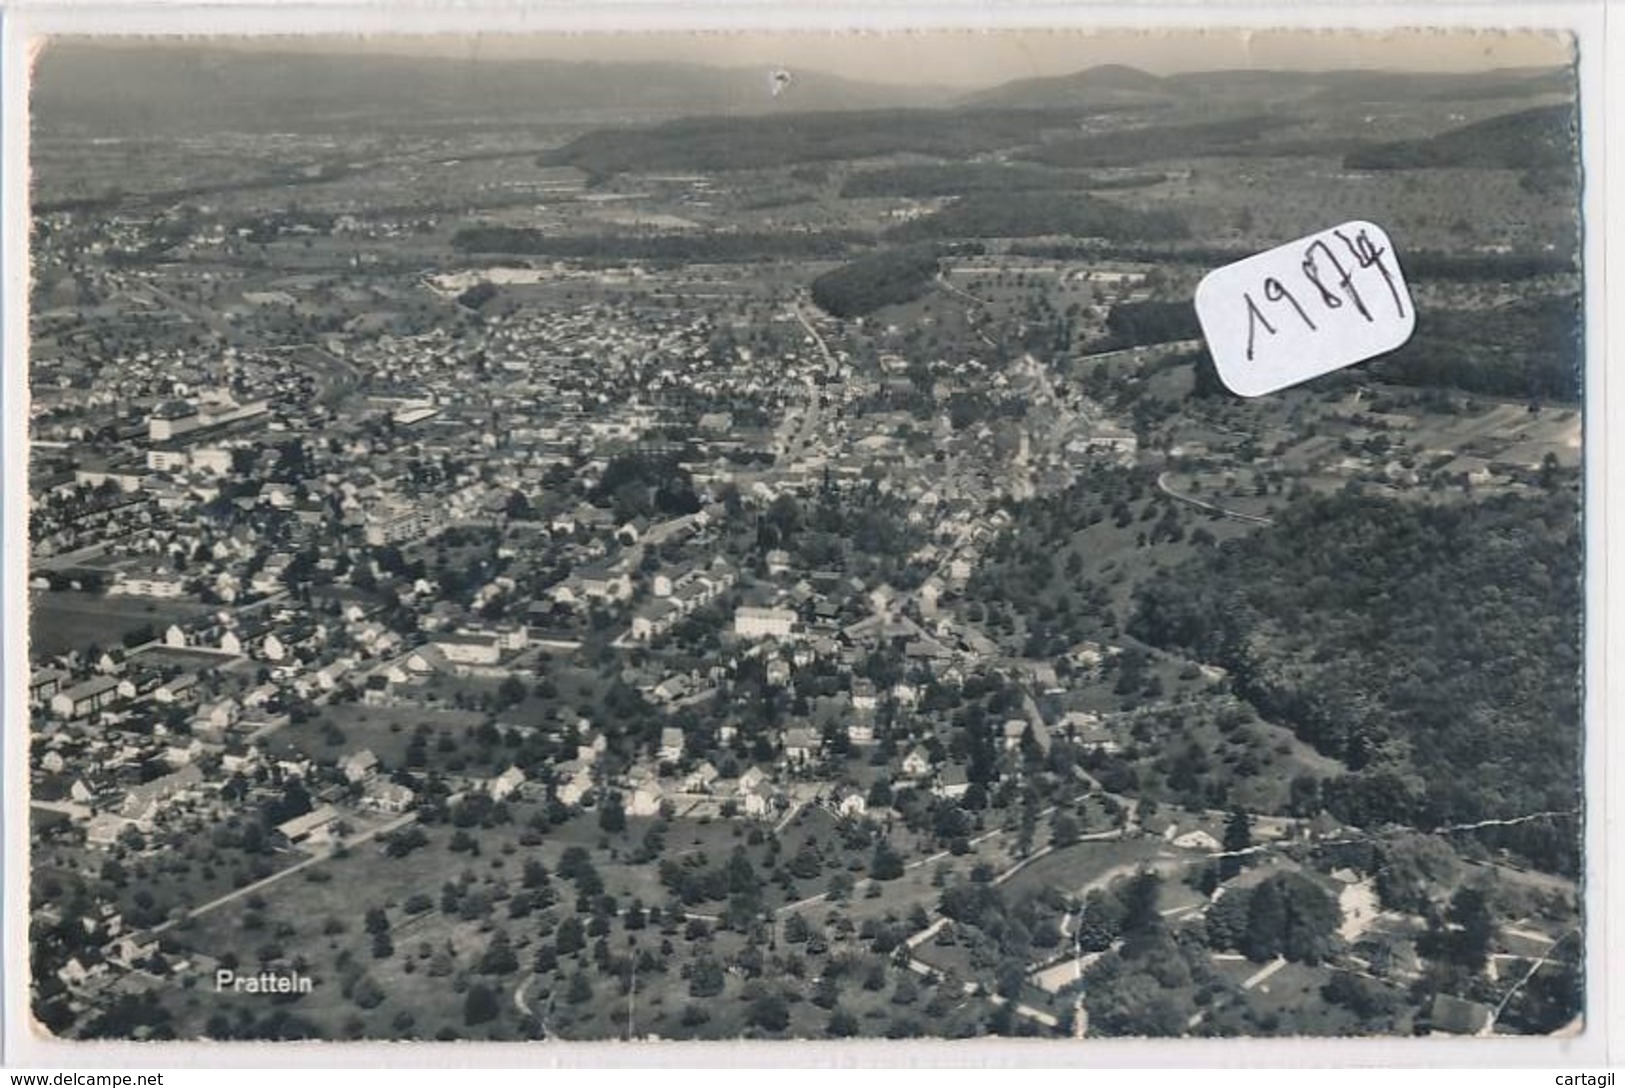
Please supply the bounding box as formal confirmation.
[1156,471,1275,527]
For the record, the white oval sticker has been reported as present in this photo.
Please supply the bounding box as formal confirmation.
[1193,220,1416,397]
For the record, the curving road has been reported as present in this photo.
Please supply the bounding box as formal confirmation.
[1156,471,1275,527]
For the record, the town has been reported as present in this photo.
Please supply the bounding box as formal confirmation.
[26,40,1584,1045]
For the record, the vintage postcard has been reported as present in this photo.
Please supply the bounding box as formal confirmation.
[12,23,1591,1054]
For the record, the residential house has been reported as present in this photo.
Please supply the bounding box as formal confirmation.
[340,749,380,784]
[627,776,664,818]
[198,697,240,733]
[933,765,971,801]
[659,727,685,763]
[489,765,527,801]
[783,727,817,764]
[833,785,867,819]
[1171,828,1222,852]
[738,766,774,818]
[29,669,69,708]
[682,762,720,794]
[901,745,933,780]
[276,804,342,847]
[362,779,416,814]
[555,762,595,807]
[630,599,681,642]
[153,674,200,705]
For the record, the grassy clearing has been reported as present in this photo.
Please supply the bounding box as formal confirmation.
[29,590,210,659]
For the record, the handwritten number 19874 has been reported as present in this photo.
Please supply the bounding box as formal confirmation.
[1243,227,1405,362]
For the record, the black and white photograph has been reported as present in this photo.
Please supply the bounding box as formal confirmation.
[17,26,1588,1048]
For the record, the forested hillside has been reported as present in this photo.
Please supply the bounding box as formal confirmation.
[1345,104,1576,170]
[1131,490,1582,871]
[1370,294,1582,401]
[810,246,945,318]
[887,191,1187,243]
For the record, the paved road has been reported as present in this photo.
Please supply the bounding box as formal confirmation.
[1156,471,1275,527]
[782,303,834,462]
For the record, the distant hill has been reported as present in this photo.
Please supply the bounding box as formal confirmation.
[1344,103,1578,170]
[960,63,1177,110]
[31,42,952,134]
[967,63,1572,111]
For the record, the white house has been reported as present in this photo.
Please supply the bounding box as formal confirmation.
[489,765,527,801]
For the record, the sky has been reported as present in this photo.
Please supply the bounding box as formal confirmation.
[150,28,1573,89]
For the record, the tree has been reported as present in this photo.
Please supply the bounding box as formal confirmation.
[689,957,725,998]
[1375,833,1462,913]
[555,916,585,956]
[1242,878,1286,962]
[871,840,905,882]
[463,982,499,1026]
[479,931,519,976]
[598,792,627,834]
[1243,872,1341,964]
[1447,886,1494,973]
[1199,883,1248,955]
[747,988,791,1032]
[1051,811,1081,848]
[1220,807,1252,881]
[1422,885,1495,974]
[1122,869,1162,935]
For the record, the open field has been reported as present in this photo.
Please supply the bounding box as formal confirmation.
[29,590,210,658]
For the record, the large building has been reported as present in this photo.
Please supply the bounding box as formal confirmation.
[149,399,201,442]
[364,499,440,546]
[733,606,796,640]
[433,632,503,667]
[50,676,121,719]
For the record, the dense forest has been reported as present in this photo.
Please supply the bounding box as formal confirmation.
[1131,490,1582,871]
[1370,294,1582,401]
[1344,104,1577,171]
[1093,299,1203,350]
[1004,243,1576,284]
[887,191,1188,244]
[809,245,945,318]
[1088,292,1580,400]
